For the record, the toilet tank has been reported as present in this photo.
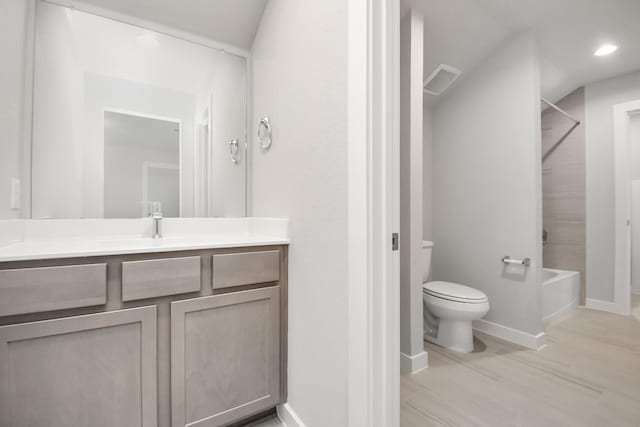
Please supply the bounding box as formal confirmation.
[422,240,434,283]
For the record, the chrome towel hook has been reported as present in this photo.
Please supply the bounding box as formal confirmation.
[229,138,239,164]
[257,116,272,150]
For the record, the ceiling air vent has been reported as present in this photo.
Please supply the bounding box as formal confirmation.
[423,64,461,96]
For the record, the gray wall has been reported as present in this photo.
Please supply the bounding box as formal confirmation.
[631,116,640,294]
[423,107,433,242]
[400,9,425,369]
[585,71,640,302]
[432,33,543,337]
[250,0,348,425]
[541,88,586,303]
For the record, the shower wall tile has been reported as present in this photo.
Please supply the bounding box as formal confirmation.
[544,219,585,245]
[542,87,586,303]
[543,193,586,221]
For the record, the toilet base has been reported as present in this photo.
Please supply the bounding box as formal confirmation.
[424,319,474,353]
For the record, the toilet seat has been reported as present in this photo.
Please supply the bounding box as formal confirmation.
[423,281,488,304]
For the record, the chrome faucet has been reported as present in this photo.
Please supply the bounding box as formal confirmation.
[152,211,163,239]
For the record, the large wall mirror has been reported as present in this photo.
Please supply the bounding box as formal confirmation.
[30,0,248,219]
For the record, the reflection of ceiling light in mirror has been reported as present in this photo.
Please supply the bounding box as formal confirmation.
[594,44,618,56]
[136,34,160,49]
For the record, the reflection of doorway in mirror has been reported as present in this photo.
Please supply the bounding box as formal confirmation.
[195,102,212,217]
[103,110,181,218]
[142,162,180,217]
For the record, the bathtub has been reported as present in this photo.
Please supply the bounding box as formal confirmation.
[542,268,580,321]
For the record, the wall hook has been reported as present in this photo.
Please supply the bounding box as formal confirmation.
[258,116,272,150]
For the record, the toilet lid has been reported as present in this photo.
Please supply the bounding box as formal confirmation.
[423,281,488,303]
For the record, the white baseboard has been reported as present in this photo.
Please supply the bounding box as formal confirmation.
[278,403,307,427]
[473,319,546,350]
[400,350,428,374]
[585,298,628,315]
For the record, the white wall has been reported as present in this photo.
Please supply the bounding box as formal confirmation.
[585,71,640,302]
[0,0,31,219]
[400,10,426,372]
[432,33,543,338]
[250,0,348,425]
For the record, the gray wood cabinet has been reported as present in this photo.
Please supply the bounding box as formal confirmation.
[171,287,281,427]
[212,250,280,289]
[122,256,201,301]
[0,245,287,427]
[0,263,107,316]
[0,306,157,427]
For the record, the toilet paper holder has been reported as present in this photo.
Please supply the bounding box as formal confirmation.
[502,256,531,267]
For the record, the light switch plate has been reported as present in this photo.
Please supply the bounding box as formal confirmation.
[11,177,20,210]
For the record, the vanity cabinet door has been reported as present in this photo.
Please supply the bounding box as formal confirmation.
[171,287,281,427]
[0,306,157,427]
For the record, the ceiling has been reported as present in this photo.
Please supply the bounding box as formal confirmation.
[71,0,268,50]
[402,0,640,104]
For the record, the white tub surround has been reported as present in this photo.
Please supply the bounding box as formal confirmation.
[542,268,580,321]
[0,218,289,262]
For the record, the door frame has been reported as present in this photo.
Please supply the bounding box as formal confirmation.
[347,0,400,426]
[613,100,640,316]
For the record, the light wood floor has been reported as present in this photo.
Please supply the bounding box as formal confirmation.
[401,296,640,426]
[248,417,282,427]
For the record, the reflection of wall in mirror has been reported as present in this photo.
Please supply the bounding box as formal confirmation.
[31,1,85,219]
[103,111,180,219]
[196,54,247,218]
[30,0,248,219]
[83,74,195,218]
[0,0,31,219]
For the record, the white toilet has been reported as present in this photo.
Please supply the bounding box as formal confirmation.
[422,241,489,353]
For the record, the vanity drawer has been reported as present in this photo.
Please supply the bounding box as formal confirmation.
[122,256,201,301]
[0,264,107,317]
[212,250,280,289]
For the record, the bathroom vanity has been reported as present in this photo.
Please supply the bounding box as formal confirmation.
[0,219,289,427]
[0,0,291,424]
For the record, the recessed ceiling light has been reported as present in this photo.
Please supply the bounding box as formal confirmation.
[594,44,618,56]
[136,34,160,49]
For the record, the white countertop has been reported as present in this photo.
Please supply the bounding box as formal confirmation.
[0,218,289,262]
